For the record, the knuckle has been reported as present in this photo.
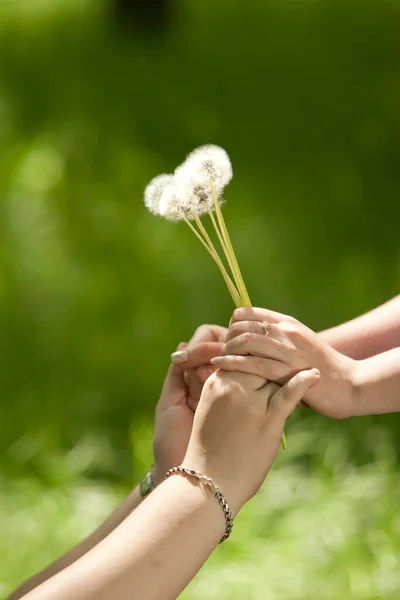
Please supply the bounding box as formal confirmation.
[280,320,301,339]
[232,308,245,323]
[227,322,242,340]
[231,321,243,334]
[266,381,280,397]
[207,371,240,397]
[254,357,267,376]
[280,384,292,401]
[286,314,300,324]
[242,331,255,344]
[204,371,219,392]
[270,363,285,381]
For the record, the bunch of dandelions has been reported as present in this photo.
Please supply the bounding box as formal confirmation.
[144,145,286,450]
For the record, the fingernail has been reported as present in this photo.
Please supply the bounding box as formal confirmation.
[310,368,320,377]
[210,356,224,365]
[171,350,188,364]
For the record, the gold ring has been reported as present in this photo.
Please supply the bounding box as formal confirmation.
[262,321,271,336]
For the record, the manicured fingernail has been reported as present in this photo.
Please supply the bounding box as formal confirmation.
[210,356,224,365]
[171,350,188,364]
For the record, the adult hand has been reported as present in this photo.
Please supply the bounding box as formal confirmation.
[183,369,320,516]
[171,324,228,409]
[152,330,226,485]
[211,307,357,419]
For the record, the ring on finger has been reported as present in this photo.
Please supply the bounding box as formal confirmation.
[262,321,271,336]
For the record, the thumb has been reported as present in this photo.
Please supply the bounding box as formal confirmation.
[196,364,217,384]
[269,369,320,420]
[171,342,224,368]
[160,343,187,398]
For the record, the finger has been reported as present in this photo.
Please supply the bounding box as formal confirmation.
[268,369,320,420]
[186,395,199,413]
[196,365,216,383]
[222,331,286,361]
[184,369,203,401]
[188,324,228,346]
[230,307,286,326]
[183,365,216,405]
[226,320,268,342]
[171,341,224,366]
[158,342,188,407]
[159,362,186,402]
[214,369,265,392]
[210,354,292,382]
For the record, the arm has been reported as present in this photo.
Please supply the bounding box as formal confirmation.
[319,295,400,359]
[215,307,400,418]
[353,347,400,416]
[23,476,226,600]
[7,487,143,600]
[21,369,318,600]
[9,337,224,600]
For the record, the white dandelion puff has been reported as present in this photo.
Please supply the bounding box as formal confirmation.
[158,180,185,221]
[144,145,231,220]
[144,174,173,215]
[157,177,213,221]
[176,144,233,197]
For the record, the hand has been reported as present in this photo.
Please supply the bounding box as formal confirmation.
[211,307,357,419]
[152,330,227,486]
[171,324,228,408]
[183,369,320,516]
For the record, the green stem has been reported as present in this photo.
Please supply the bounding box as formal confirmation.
[206,203,243,295]
[210,181,252,307]
[182,213,241,308]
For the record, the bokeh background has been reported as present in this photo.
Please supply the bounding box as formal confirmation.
[0,0,399,598]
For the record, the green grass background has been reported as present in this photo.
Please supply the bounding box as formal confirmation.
[0,0,399,598]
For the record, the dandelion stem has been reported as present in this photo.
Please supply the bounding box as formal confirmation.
[182,212,241,307]
[206,203,243,294]
[210,181,252,307]
[209,182,286,449]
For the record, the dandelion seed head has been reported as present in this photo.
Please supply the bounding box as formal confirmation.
[144,145,231,220]
[181,176,214,217]
[178,144,232,195]
[144,174,173,214]
[158,181,182,221]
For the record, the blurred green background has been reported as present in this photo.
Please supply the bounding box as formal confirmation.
[0,0,399,598]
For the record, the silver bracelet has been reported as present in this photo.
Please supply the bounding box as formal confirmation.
[164,466,234,543]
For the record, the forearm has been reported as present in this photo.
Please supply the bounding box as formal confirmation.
[351,347,400,416]
[9,486,143,600]
[23,476,225,600]
[319,295,400,359]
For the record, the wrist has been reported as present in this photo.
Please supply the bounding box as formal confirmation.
[151,464,166,487]
[181,452,244,518]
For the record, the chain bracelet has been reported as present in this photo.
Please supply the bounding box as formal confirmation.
[164,466,233,543]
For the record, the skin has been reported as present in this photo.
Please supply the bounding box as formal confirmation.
[11,297,398,597]
[9,332,227,600]
[174,296,400,418]
[318,295,400,359]
[211,306,400,418]
[17,369,319,600]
